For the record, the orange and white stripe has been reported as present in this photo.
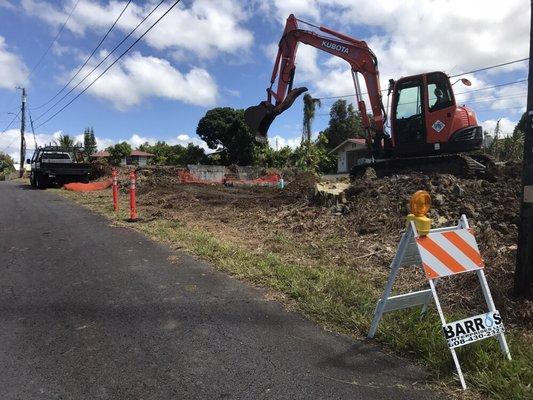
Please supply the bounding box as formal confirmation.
[415,229,484,279]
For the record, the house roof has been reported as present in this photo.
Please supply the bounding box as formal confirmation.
[92,150,110,158]
[91,149,154,158]
[131,150,154,157]
[328,138,367,155]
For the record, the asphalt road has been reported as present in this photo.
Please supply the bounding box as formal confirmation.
[0,181,444,399]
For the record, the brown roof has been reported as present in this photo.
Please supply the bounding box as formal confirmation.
[91,149,154,158]
[92,150,110,158]
[131,150,154,157]
[328,138,368,154]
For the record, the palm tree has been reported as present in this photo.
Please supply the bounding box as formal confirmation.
[54,134,77,148]
[302,94,321,143]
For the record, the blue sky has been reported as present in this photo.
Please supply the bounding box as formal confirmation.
[0,0,529,166]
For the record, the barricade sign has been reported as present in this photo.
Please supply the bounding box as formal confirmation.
[368,191,511,390]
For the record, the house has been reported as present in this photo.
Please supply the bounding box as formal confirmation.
[329,138,369,173]
[91,149,155,167]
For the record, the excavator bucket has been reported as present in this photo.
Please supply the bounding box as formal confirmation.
[245,87,308,143]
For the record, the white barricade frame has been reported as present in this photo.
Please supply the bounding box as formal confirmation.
[368,214,511,390]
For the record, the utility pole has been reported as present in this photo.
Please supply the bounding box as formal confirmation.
[18,87,26,178]
[515,1,533,299]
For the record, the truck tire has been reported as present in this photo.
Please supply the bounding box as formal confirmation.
[30,172,36,187]
[35,173,47,189]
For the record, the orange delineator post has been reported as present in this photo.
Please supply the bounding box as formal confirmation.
[112,168,119,212]
[129,170,138,221]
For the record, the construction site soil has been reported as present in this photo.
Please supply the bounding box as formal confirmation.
[110,163,530,331]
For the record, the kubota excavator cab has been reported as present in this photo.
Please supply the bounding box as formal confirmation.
[389,71,482,156]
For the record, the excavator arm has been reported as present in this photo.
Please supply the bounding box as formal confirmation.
[245,14,386,147]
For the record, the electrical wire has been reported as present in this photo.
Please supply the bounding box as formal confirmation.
[27,0,81,81]
[1,110,20,134]
[455,79,527,95]
[31,0,133,110]
[449,58,529,78]
[1,0,80,116]
[27,108,38,150]
[33,0,168,123]
[35,0,182,129]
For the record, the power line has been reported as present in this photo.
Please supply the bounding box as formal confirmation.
[475,105,526,112]
[315,59,530,101]
[1,110,20,134]
[1,0,80,116]
[455,79,528,95]
[27,0,81,81]
[449,57,529,78]
[27,107,38,150]
[33,0,168,123]
[35,0,182,129]
[31,0,133,110]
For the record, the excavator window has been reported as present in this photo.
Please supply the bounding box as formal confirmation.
[394,78,426,145]
[427,72,453,112]
[396,82,422,119]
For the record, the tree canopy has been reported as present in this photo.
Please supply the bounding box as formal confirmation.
[107,142,132,166]
[138,141,206,165]
[316,100,364,151]
[83,127,97,155]
[55,134,80,148]
[302,94,321,143]
[0,152,14,173]
[196,107,262,165]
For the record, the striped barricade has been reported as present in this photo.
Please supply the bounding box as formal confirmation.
[368,214,511,390]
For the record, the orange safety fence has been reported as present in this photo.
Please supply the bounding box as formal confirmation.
[234,172,281,186]
[177,170,220,185]
[63,179,113,192]
[177,170,281,186]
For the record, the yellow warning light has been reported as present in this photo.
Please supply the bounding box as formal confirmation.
[410,190,431,216]
[407,190,432,236]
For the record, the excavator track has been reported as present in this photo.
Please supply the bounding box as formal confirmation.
[350,152,498,181]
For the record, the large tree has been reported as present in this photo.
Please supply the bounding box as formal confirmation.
[138,141,206,165]
[302,94,321,143]
[316,100,364,151]
[83,127,97,155]
[196,107,261,165]
[107,142,132,166]
[514,112,527,136]
[55,134,78,148]
[0,152,15,173]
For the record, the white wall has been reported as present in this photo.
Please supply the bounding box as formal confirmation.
[337,151,348,173]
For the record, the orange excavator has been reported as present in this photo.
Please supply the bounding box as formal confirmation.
[245,14,492,178]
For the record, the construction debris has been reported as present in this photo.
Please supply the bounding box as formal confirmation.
[99,161,529,329]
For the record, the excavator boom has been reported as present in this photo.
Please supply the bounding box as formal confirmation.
[245,14,385,144]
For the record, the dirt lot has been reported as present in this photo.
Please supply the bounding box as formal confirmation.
[107,163,530,331]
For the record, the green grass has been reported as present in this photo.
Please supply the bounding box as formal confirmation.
[57,189,533,400]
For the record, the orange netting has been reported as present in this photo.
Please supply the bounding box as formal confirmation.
[235,172,281,186]
[177,170,219,185]
[177,170,281,186]
[63,179,113,192]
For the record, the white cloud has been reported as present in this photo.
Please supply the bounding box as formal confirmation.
[0,129,211,170]
[481,117,517,137]
[261,0,320,22]
[268,134,300,150]
[22,0,254,59]
[264,0,529,118]
[69,51,218,109]
[0,37,28,90]
[0,0,15,10]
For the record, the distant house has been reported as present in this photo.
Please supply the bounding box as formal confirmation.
[329,138,368,173]
[91,149,155,167]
